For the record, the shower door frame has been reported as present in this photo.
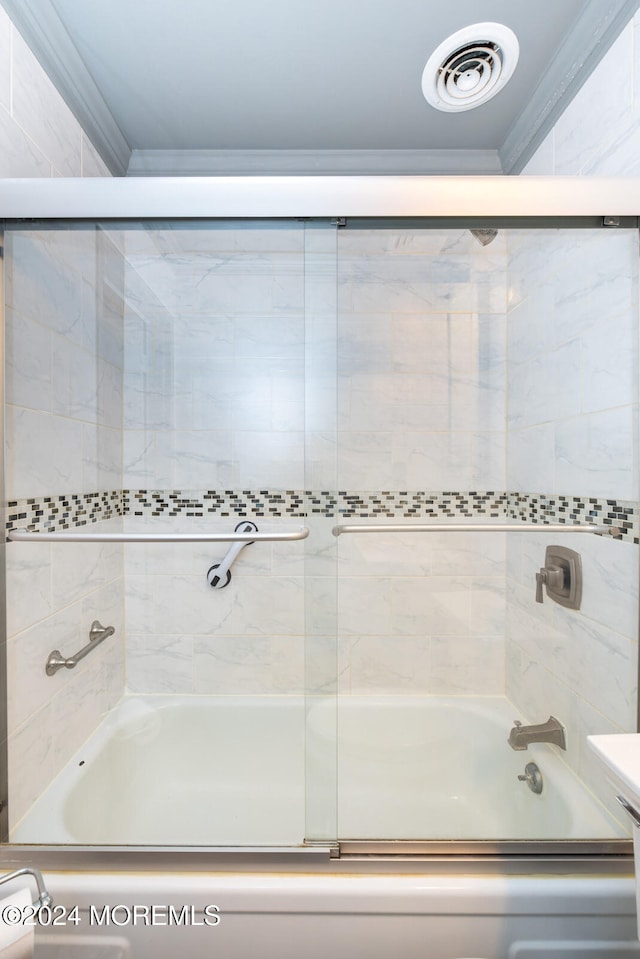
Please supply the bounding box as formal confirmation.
[0,174,638,871]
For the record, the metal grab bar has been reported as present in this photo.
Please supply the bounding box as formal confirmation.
[46,620,114,676]
[0,867,52,909]
[332,522,623,537]
[8,527,309,543]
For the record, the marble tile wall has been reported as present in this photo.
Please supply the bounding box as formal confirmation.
[0,4,113,830]
[5,227,125,832]
[121,222,309,696]
[120,225,509,701]
[514,10,640,768]
[505,225,640,820]
[522,12,640,177]
[507,228,638,501]
[0,6,111,177]
[333,228,508,696]
[336,229,507,492]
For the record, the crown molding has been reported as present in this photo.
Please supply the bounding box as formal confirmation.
[500,0,640,174]
[126,149,502,177]
[3,0,637,180]
[0,0,131,176]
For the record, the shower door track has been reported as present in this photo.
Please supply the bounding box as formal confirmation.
[0,841,633,876]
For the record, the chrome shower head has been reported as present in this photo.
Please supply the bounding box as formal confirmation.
[470,228,498,247]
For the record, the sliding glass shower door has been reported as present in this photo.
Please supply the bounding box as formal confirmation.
[331,224,639,846]
[2,212,637,852]
[4,217,338,847]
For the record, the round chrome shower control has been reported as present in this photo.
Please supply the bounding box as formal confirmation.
[518,762,543,795]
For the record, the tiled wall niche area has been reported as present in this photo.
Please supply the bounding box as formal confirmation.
[3,221,639,835]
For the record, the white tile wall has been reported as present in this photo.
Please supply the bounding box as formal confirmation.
[507,229,639,501]
[522,11,640,177]
[118,227,508,703]
[123,516,306,696]
[505,221,639,814]
[0,8,110,179]
[330,230,508,698]
[11,29,82,177]
[5,227,125,831]
[122,224,308,493]
[337,230,507,494]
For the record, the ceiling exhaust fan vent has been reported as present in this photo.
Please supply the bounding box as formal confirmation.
[421,22,519,112]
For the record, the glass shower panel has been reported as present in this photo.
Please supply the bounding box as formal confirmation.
[4,218,318,846]
[333,225,638,843]
[4,221,126,843]
[303,221,339,843]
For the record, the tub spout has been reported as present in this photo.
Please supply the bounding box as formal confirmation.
[508,715,567,751]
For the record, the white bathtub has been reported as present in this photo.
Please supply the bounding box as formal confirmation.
[23,873,640,959]
[323,695,627,840]
[12,694,625,844]
[13,695,306,845]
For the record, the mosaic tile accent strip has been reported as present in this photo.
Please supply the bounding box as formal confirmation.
[123,489,508,520]
[506,492,639,544]
[4,490,124,537]
[123,489,308,518]
[334,490,508,519]
[4,488,638,544]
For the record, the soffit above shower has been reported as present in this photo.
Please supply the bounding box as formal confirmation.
[1,0,639,177]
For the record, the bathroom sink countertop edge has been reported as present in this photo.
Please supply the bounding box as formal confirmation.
[588,734,640,811]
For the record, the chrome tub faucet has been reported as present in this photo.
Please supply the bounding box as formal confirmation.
[508,715,567,751]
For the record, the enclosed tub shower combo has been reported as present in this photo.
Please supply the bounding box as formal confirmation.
[1,177,640,958]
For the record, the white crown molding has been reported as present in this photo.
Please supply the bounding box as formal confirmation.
[500,0,640,174]
[126,149,502,177]
[0,0,131,176]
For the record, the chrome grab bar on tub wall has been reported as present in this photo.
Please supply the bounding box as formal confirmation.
[7,527,310,543]
[46,620,114,676]
[332,523,623,537]
[0,867,52,909]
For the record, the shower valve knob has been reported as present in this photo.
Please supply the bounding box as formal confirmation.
[535,564,564,604]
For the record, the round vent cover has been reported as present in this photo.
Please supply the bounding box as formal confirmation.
[421,22,519,112]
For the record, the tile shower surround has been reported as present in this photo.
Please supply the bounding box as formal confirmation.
[6,216,639,830]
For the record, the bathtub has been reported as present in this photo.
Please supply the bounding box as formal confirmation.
[13,693,624,845]
[21,873,640,959]
[12,695,306,844]
[325,695,626,840]
[10,695,638,958]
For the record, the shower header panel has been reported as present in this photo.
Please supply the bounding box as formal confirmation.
[0,175,640,219]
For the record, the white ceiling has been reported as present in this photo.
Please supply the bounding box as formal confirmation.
[3,0,640,175]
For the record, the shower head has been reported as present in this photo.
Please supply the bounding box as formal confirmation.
[470,228,498,247]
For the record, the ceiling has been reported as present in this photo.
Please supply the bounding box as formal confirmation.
[3,0,640,176]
